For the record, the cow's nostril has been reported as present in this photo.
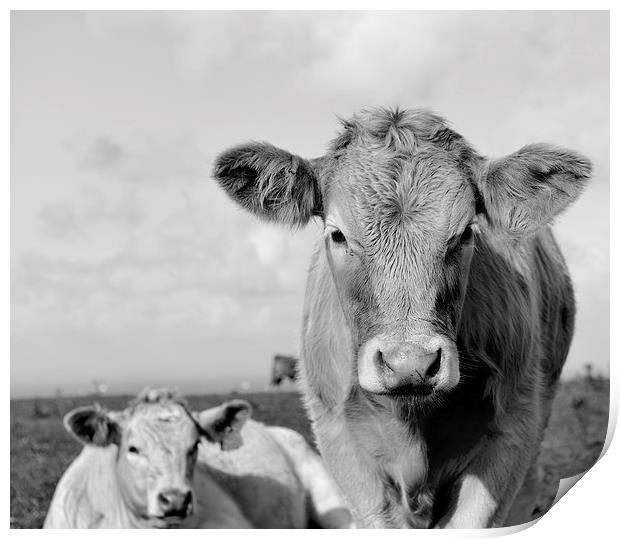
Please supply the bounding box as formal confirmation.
[158,492,171,509]
[426,349,442,379]
[183,491,193,510]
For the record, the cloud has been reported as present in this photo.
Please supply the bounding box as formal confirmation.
[37,186,142,241]
[249,225,286,266]
[11,243,308,336]
[15,175,318,335]
[287,11,608,143]
[68,132,209,185]
[128,12,356,76]
[77,136,126,170]
[37,200,79,239]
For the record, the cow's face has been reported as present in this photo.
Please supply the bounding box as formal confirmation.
[321,143,477,397]
[114,401,199,527]
[214,108,590,401]
[64,392,251,528]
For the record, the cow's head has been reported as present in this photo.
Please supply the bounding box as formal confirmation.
[214,108,590,401]
[64,389,251,527]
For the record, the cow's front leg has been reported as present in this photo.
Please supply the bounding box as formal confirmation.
[311,411,395,528]
[436,407,538,529]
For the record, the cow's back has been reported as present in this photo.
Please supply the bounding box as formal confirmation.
[195,420,308,528]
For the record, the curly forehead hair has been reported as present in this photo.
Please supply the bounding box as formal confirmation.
[328,108,484,195]
[127,387,191,415]
[330,107,473,155]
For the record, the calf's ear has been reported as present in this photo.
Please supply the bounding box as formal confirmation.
[213,142,321,227]
[197,400,252,451]
[64,406,121,447]
[477,143,591,235]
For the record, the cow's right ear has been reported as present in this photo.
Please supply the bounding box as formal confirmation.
[197,400,252,452]
[63,406,121,447]
[213,143,322,227]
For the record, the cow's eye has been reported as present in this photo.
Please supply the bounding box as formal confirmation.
[329,228,347,245]
[128,445,140,455]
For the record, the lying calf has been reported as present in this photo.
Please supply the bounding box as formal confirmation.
[44,388,353,528]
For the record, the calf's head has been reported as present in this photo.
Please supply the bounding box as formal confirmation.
[214,108,590,400]
[64,389,251,527]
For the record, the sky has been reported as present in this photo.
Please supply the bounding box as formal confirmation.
[11,11,609,398]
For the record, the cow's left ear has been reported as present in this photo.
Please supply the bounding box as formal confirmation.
[477,143,591,235]
[64,406,121,447]
[197,400,252,451]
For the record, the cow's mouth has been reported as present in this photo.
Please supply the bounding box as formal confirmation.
[364,382,455,411]
[361,382,443,407]
[150,515,186,528]
[148,508,192,528]
[384,383,435,398]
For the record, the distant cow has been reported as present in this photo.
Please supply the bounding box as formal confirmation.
[44,388,352,529]
[271,354,299,386]
[214,107,590,528]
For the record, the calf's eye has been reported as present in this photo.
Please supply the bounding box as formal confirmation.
[128,445,140,455]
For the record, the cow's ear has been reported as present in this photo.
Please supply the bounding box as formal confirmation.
[64,406,121,447]
[477,143,591,236]
[213,143,322,227]
[197,400,252,452]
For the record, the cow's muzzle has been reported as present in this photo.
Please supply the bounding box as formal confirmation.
[156,488,193,520]
[357,336,460,397]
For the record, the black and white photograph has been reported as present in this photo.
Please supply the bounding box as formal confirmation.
[9,9,610,530]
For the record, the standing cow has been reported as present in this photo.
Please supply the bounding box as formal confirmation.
[213,107,590,528]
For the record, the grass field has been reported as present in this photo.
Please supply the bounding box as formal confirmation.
[10,377,609,529]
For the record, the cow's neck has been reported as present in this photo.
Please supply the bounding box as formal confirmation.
[345,379,494,526]
[343,388,433,527]
[458,230,541,412]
